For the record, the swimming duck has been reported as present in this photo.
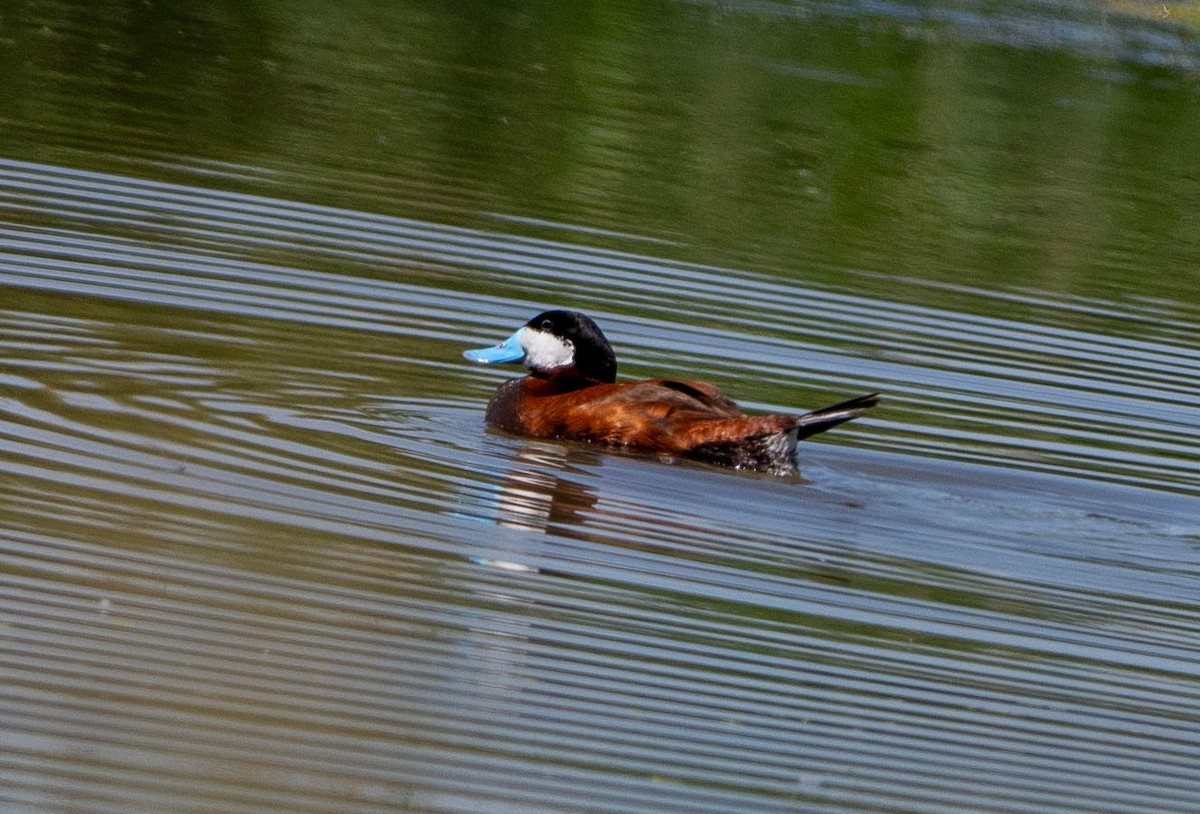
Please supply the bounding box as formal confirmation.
[464,310,878,475]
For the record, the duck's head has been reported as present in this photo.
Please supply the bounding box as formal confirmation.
[463,310,617,383]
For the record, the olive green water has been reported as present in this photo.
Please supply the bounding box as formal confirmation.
[2,2,1199,813]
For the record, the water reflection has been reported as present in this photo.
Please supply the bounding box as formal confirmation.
[479,440,600,536]
[4,1,1200,306]
[2,156,1199,813]
[3,0,1200,810]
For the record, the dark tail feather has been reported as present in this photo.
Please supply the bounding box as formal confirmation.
[793,392,880,441]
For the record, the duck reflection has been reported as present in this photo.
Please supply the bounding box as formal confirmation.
[482,438,599,535]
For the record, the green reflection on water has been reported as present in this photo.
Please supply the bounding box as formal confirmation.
[1,0,1198,310]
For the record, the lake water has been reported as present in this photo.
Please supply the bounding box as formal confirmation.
[2,2,1199,812]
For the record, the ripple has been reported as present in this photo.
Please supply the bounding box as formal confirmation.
[3,156,1198,497]
[2,158,1199,814]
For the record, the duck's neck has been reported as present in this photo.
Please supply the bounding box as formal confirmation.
[527,371,606,394]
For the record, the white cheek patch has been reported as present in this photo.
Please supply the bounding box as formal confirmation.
[519,327,576,371]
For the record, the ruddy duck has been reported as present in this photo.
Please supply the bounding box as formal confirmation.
[464,310,878,475]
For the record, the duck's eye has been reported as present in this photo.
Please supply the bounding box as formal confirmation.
[540,319,553,331]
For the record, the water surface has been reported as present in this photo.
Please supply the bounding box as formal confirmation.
[2,2,1200,813]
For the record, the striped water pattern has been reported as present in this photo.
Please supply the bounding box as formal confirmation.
[2,158,1199,813]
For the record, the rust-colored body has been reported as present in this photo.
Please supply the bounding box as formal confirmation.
[483,373,876,473]
[485,375,795,452]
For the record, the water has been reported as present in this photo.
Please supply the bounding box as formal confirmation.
[2,2,1200,813]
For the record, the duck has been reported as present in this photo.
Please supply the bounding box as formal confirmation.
[463,310,878,475]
